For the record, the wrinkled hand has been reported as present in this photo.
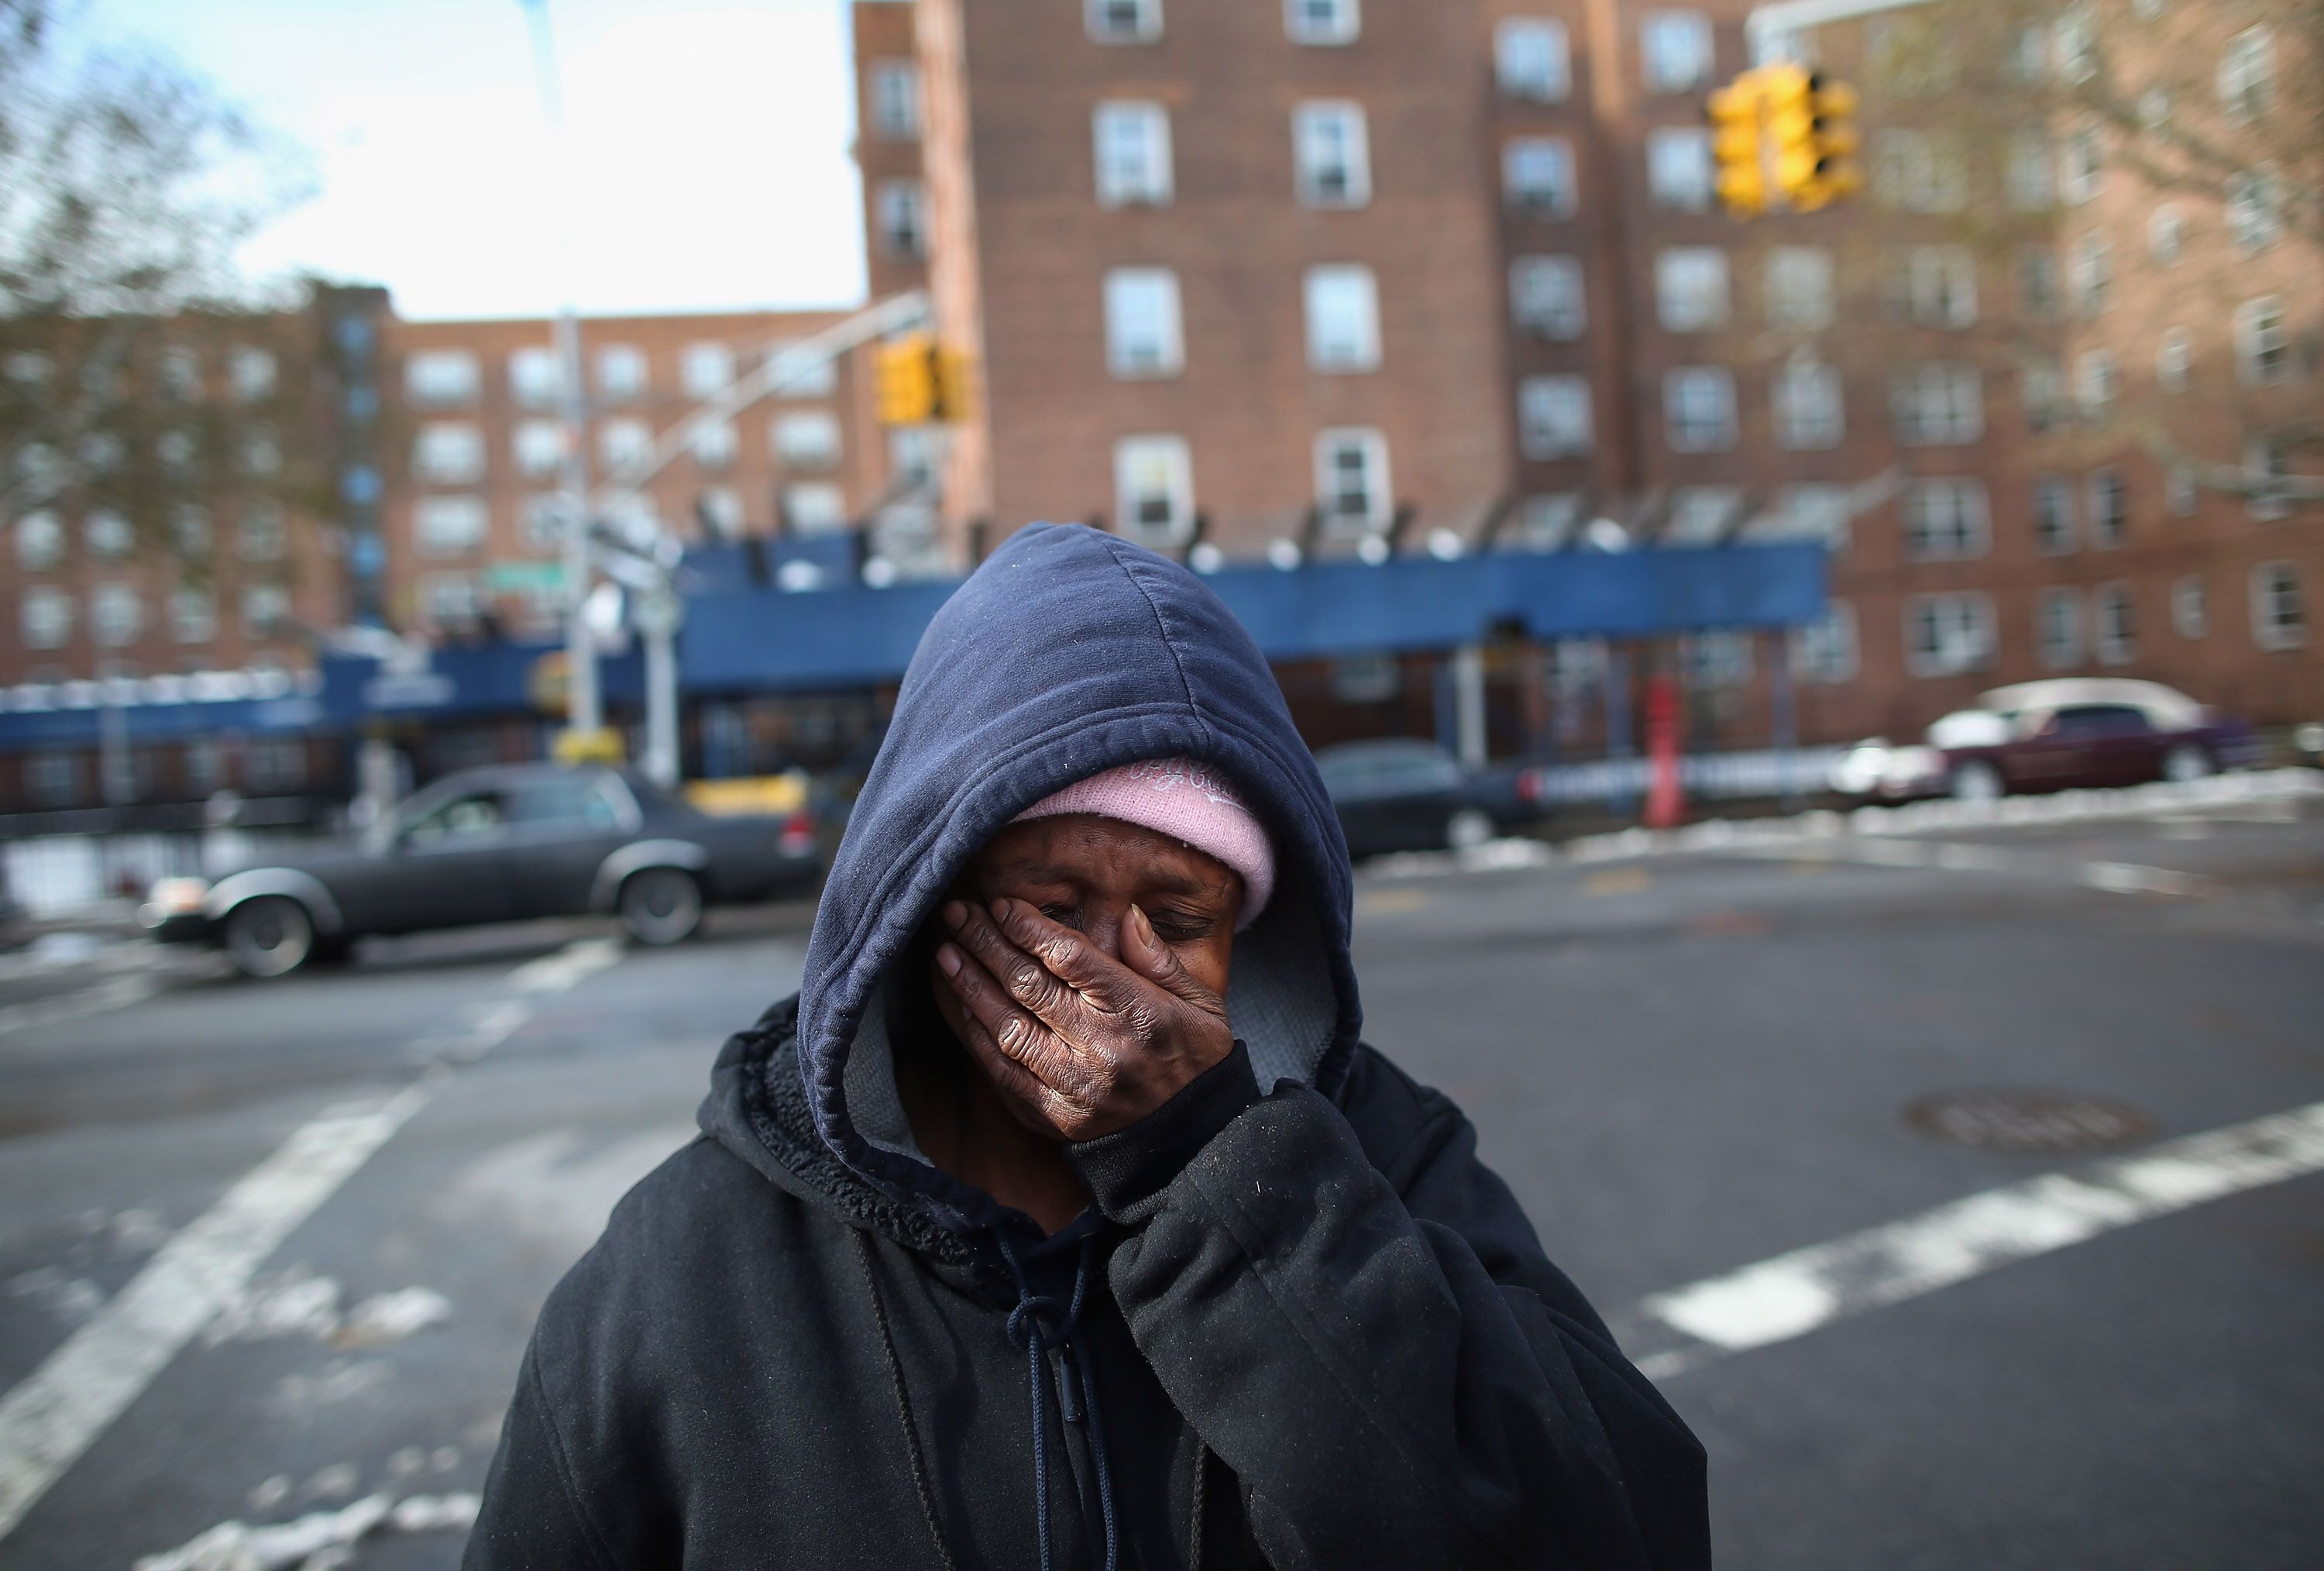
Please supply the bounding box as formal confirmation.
[936,898,1233,1142]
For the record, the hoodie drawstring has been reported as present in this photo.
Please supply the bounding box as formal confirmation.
[996,1232,1119,1571]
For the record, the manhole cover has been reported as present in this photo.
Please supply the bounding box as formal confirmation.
[1904,1088,2156,1153]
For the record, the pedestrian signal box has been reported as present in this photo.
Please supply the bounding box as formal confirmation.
[1706,65,1862,218]
[876,335,974,425]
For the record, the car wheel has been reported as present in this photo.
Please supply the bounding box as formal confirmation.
[223,896,315,978]
[619,868,703,946]
[2161,744,2215,783]
[1445,807,1496,851]
[1949,761,2005,804]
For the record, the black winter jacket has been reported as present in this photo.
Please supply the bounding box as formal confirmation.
[466,525,1709,1569]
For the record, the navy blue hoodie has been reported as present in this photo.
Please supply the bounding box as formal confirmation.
[466,524,1709,1569]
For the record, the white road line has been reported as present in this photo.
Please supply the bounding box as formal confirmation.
[0,975,160,1040]
[0,935,624,1543]
[1631,1098,2324,1382]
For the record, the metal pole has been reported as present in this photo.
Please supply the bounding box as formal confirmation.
[1452,643,1488,771]
[642,621,678,786]
[1769,627,1801,809]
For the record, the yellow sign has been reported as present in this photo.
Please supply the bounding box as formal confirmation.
[552,727,626,765]
[684,772,811,816]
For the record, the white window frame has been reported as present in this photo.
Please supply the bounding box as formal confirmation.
[773,411,842,469]
[19,586,72,649]
[2147,205,2184,266]
[413,421,486,485]
[2075,349,2117,417]
[2234,297,2289,385]
[1113,435,1195,545]
[1093,101,1174,207]
[1284,0,1360,46]
[2226,170,2282,255]
[1509,256,1585,340]
[2036,588,2082,670]
[1646,128,1714,211]
[508,346,562,408]
[2249,561,2305,651]
[1764,247,1833,329]
[2086,466,2128,548]
[1662,366,1737,452]
[2092,583,2137,665]
[1891,366,1983,445]
[1103,267,1185,379]
[1873,130,1965,213]
[2058,125,2101,205]
[170,584,218,645]
[405,349,480,407]
[769,342,838,398]
[2219,26,2274,124]
[1518,376,1593,459]
[682,342,737,400]
[598,418,652,476]
[691,420,738,471]
[1303,265,1381,373]
[2172,576,2208,640]
[1893,246,1977,328]
[1655,248,1729,332]
[2032,475,2075,555]
[1791,601,1860,685]
[89,582,142,648]
[1901,479,1989,561]
[1314,428,1393,533]
[869,60,922,139]
[513,420,566,480]
[228,347,276,403]
[783,483,848,534]
[1640,11,1714,95]
[1495,19,1571,101]
[1772,359,1844,450]
[876,180,929,260]
[596,344,647,401]
[1502,137,1576,215]
[1903,592,1996,678]
[1293,102,1371,208]
[2068,232,2113,317]
[2156,328,2192,392]
[1085,0,1161,44]
[415,496,489,559]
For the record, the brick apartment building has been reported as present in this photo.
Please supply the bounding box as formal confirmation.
[854,0,2318,750]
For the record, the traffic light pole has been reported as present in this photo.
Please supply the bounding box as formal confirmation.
[1745,0,1936,61]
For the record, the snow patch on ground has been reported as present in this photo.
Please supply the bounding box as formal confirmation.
[433,1124,695,1252]
[6,1265,104,1325]
[131,1490,480,1571]
[202,1268,451,1348]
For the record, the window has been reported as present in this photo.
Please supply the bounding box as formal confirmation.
[696,486,744,539]
[2058,126,2101,205]
[870,61,921,139]
[27,752,81,806]
[2036,589,2081,669]
[2166,465,2197,517]
[170,586,217,645]
[2030,476,2079,557]
[691,420,737,470]
[1654,248,1728,332]
[1664,487,1742,547]
[2148,205,2184,266]
[889,427,940,490]
[1662,367,1736,452]
[2173,576,2207,639]
[416,496,488,557]
[1646,129,1714,211]
[1892,366,1982,445]
[91,583,141,646]
[2024,361,2064,433]
[1086,0,1161,43]
[1772,359,1844,449]
[2234,297,2289,384]
[239,431,280,478]
[2250,562,2305,650]
[1093,101,1173,206]
[1285,0,1359,45]
[1294,103,1370,207]
[596,344,647,400]
[876,180,928,259]
[14,511,62,572]
[2007,134,2053,209]
[414,422,485,483]
[2247,438,2293,521]
[406,349,480,406]
[1502,138,1576,213]
[1105,268,1185,377]
[171,503,212,558]
[599,418,651,473]
[1509,256,1585,339]
[2053,5,2095,82]
[2068,233,2112,317]
[84,507,132,559]
[2019,247,2061,321]
[783,483,847,533]
[522,494,566,552]
[1902,480,1989,560]
[514,420,567,480]
[1765,483,1852,549]
[156,345,198,399]
[229,347,276,403]
[2092,583,2136,664]
[2087,467,2127,548]
[1304,266,1380,373]
[1764,247,1833,329]
[1518,376,1593,459]
[1515,494,1583,550]
[1904,593,1996,676]
[2219,26,2274,123]
[1873,131,1964,212]
[2226,171,2282,254]
[1684,630,1753,687]
[1315,428,1392,531]
[769,342,837,397]
[682,342,735,400]
[773,411,841,468]
[1496,19,1570,101]
[2156,329,2192,393]
[1792,602,1859,683]
[20,586,72,648]
[419,575,476,627]
[1113,435,1194,545]
[507,346,562,407]
[1890,246,1977,327]
[1640,11,1713,93]
[2075,349,2117,417]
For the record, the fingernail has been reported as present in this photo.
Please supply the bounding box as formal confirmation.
[989,898,1014,925]
[1129,904,1153,944]
[937,944,962,976]
[943,901,966,929]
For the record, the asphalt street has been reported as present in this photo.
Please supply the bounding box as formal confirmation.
[2,782,2319,1569]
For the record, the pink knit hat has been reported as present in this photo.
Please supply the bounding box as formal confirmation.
[1011,757,1275,928]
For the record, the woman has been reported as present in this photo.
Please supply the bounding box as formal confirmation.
[466,524,1708,1569]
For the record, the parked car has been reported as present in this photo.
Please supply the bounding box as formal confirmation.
[1832,679,2261,803]
[143,763,820,978]
[1314,738,1533,858]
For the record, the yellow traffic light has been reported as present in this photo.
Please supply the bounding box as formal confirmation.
[1797,75,1864,210]
[1710,64,1864,217]
[929,345,973,423]
[1707,69,1769,217]
[876,334,934,425]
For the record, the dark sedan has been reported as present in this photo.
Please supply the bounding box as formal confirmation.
[143,763,820,976]
[1315,738,1532,859]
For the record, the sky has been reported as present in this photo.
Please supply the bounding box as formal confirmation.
[78,0,869,321]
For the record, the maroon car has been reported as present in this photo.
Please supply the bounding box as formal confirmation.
[1837,679,2263,803]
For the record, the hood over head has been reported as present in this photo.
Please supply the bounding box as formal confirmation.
[789,522,1360,1237]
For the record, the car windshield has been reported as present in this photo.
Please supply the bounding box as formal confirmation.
[1926,710,2012,749]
